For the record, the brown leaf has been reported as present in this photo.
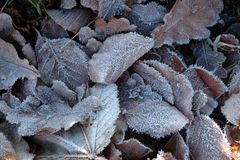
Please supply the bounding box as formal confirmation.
[151,0,224,47]
[164,133,190,160]
[184,66,227,98]
[116,138,152,160]
[88,32,154,83]
[126,2,166,33]
[95,17,137,39]
[48,8,94,33]
[192,40,227,78]
[0,38,39,90]
[35,35,89,89]
[221,91,240,125]
[186,115,231,160]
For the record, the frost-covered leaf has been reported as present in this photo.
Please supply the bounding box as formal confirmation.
[115,138,152,160]
[154,47,187,73]
[126,2,166,33]
[145,60,194,120]
[88,32,154,83]
[33,84,120,159]
[80,0,99,11]
[35,35,89,89]
[0,38,39,90]
[48,9,94,33]
[151,0,224,47]
[229,69,240,96]
[192,40,227,78]
[98,0,126,19]
[95,17,136,39]
[184,66,227,98]
[187,115,231,160]
[0,132,17,160]
[0,95,101,136]
[86,38,102,55]
[153,151,176,160]
[61,0,76,9]
[123,99,189,138]
[78,26,97,44]
[222,91,240,125]
[164,133,190,160]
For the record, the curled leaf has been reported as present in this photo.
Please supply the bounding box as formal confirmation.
[88,32,154,83]
[151,0,224,47]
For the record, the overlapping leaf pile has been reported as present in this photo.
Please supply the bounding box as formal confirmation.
[0,0,240,159]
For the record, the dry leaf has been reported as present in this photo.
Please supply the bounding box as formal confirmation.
[88,32,154,83]
[98,0,126,19]
[123,99,189,138]
[0,93,101,136]
[78,26,97,44]
[48,8,94,33]
[151,0,224,47]
[152,151,176,160]
[184,66,227,98]
[80,0,99,11]
[0,38,39,90]
[33,84,120,159]
[222,91,240,125]
[60,0,76,9]
[95,17,137,39]
[186,115,231,160]
[104,143,122,160]
[126,2,166,33]
[229,69,240,96]
[115,138,152,160]
[35,35,89,89]
[86,38,102,55]
[192,40,227,78]
[164,133,190,160]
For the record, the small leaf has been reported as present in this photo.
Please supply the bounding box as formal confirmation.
[186,115,231,160]
[229,69,240,96]
[151,0,224,47]
[0,132,17,160]
[78,26,97,44]
[115,138,153,160]
[80,0,99,11]
[153,151,176,160]
[35,35,89,89]
[48,8,94,33]
[60,0,76,9]
[0,38,39,90]
[88,32,154,83]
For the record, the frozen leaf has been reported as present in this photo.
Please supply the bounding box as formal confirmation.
[221,92,240,125]
[151,0,224,47]
[187,115,231,160]
[52,80,77,102]
[126,2,166,33]
[112,116,128,144]
[115,138,152,160]
[80,0,99,11]
[98,0,126,19]
[199,96,218,116]
[22,43,37,66]
[0,38,39,90]
[33,84,120,159]
[184,66,227,98]
[104,143,121,160]
[48,8,94,33]
[164,133,190,160]
[95,17,136,39]
[88,32,154,83]
[123,99,189,138]
[61,0,77,9]
[192,90,208,112]
[86,38,102,55]
[229,69,240,96]
[133,61,174,104]
[0,95,101,136]
[0,132,17,160]
[41,18,69,39]
[145,60,194,120]
[192,40,227,78]
[35,35,89,89]
[78,26,97,44]
[154,47,186,73]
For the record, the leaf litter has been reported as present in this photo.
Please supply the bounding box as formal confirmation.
[0,0,239,159]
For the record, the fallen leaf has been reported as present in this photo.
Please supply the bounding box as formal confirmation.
[0,38,39,90]
[186,115,231,160]
[126,2,166,33]
[48,8,94,33]
[151,0,224,47]
[153,151,176,160]
[116,138,152,160]
[78,26,97,44]
[60,0,76,9]
[88,32,154,83]
[0,132,17,160]
[229,69,240,96]
[80,0,99,11]
[35,35,89,89]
